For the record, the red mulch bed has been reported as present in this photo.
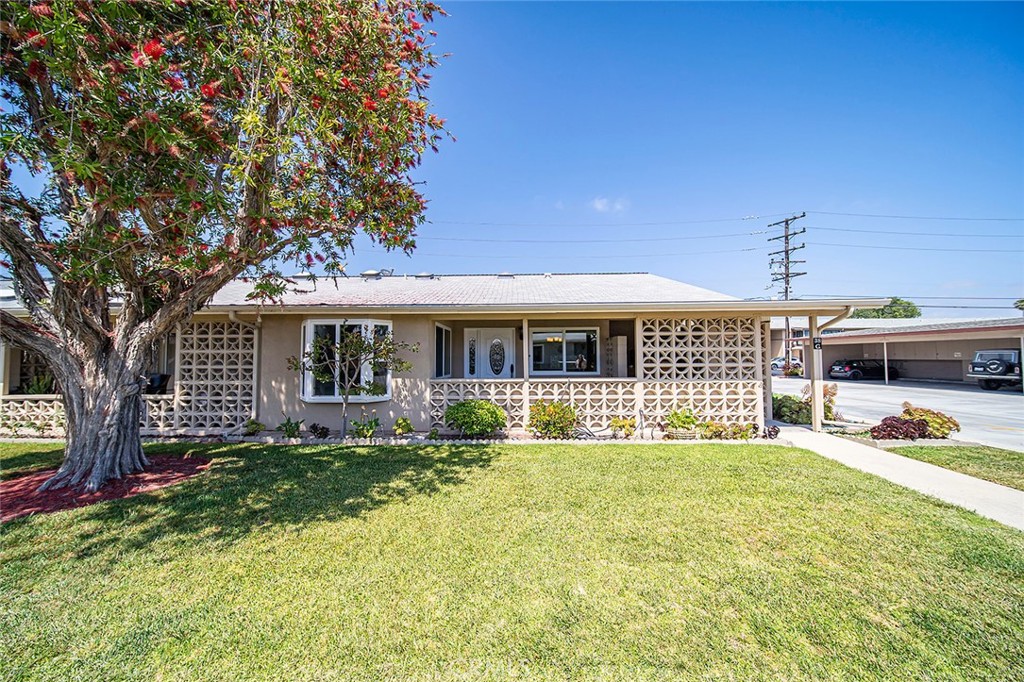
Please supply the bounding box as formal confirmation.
[1,455,211,523]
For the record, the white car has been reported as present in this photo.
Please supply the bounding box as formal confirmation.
[771,357,803,371]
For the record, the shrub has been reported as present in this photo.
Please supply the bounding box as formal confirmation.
[428,427,440,440]
[700,421,758,440]
[243,419,265,436]
[276,414,304,438]
[610,416,636,439]
[664,408,699,430]
[763,425,780,439]
[773,384,840,424]
[528,400,578,439]
[444,400,507,437]
[393,416,414,436]
[783,364,803,377]
[870,416,929,440]
[772,394,811,424]
[308,423,330,439]
[899,402,960,439]
[350,410,380,439]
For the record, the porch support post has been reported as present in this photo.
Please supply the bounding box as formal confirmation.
[634,316,645,433]
[759,318,771,427]
[808,315,823,432]
[522,317,530,428]
[0,338,6,397]
[172,322,183,430]
[883,340,889,385]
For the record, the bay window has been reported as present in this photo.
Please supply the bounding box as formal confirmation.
[300,319,393,402]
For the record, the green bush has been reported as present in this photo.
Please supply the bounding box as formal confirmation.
[664,408,698,430]
[699,421,757,440]
[610,416,636,439]
[899,402,960,439]
[528,400,578,439]
[393,416,414,436]
[444,400,507,437]
[772,394,811,424]
[243,419,265,436]
[276,414,304,438]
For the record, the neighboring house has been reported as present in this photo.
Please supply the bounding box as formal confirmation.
[0,272,886,436]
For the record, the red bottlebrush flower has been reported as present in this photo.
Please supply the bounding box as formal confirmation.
[131,50,149,68]
[26,60,47,81]
[191,201,204,211]
[377,88,388,99]
[314,253,325,263]
[84,34,100,48]
[410,20,423,31]
[198,244,209,252]
[22,30,47,48]
[340,77,354,91]
[363,97,377,111]
[142,38,165,60]
[305,253,315,267]
[29,4,53,18]
[199,80,221,98]
[404,39,416,52]
[144,110,159,123]
[175,245,187,256]
[164,75,184,92]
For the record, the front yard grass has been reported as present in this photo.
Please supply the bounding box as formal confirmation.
[2,441,1023,680]
[888,444,1024,491]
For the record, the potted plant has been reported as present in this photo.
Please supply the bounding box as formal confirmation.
[664,408,699,439]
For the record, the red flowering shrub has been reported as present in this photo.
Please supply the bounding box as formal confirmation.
[870,417,929,441]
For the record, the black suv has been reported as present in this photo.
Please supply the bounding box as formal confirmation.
[967,349,1021,390]
[829,359,899,380]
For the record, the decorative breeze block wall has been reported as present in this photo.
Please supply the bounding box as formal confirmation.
[527,380,635,430]
[430,380,527,429]
[640,317,759,381]
[175,321,256,431]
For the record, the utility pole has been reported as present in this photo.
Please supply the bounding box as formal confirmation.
[768,212,806,361]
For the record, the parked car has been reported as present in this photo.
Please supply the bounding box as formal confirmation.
[966,349,1021,390]
[829,359,899,381]
[771,356,803,370]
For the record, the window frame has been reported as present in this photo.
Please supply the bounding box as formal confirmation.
[300,319,394,403]
[434,323,453,379]
[530,327,601,376]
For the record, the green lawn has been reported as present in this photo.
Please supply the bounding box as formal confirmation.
[888,444,1024,492]
[2,442,1023,681]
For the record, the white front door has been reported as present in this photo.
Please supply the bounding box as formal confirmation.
[466,328,515,379]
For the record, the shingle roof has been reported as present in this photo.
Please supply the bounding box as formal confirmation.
[769,316,1011,331]
[207,272,738,309]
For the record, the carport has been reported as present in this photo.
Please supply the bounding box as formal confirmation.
[805,317,1024,386]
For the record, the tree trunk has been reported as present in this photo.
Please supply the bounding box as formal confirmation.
[39,357,149,493]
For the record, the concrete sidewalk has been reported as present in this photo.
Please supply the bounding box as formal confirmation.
[780,426,1024,531]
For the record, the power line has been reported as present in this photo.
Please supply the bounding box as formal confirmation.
[807,226,1023,239]
[808,210,1024,222]
[424,212,796,228]
[419,231,758,244]
[808,242,1024,253]
[414,246,770,260]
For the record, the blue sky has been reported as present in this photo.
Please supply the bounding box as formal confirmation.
[346,1,1024,316]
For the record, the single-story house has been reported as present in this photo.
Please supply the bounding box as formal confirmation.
[0,272,888,436]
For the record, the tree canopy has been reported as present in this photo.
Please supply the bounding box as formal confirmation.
[0,0,448,491]
[850,297,921,319]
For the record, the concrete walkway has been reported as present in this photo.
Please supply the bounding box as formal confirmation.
[780,426,1024,531]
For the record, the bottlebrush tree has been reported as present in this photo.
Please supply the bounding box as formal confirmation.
[0,0,448,491]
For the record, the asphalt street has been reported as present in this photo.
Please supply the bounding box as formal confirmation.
[771,376,1024,452]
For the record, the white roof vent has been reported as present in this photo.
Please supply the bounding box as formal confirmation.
[360,269,381,280]
[414,272,434,280]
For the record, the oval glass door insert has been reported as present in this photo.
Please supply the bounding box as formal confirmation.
[489,339,506,375]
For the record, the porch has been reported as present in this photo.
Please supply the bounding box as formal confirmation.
[0,320,257,437]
